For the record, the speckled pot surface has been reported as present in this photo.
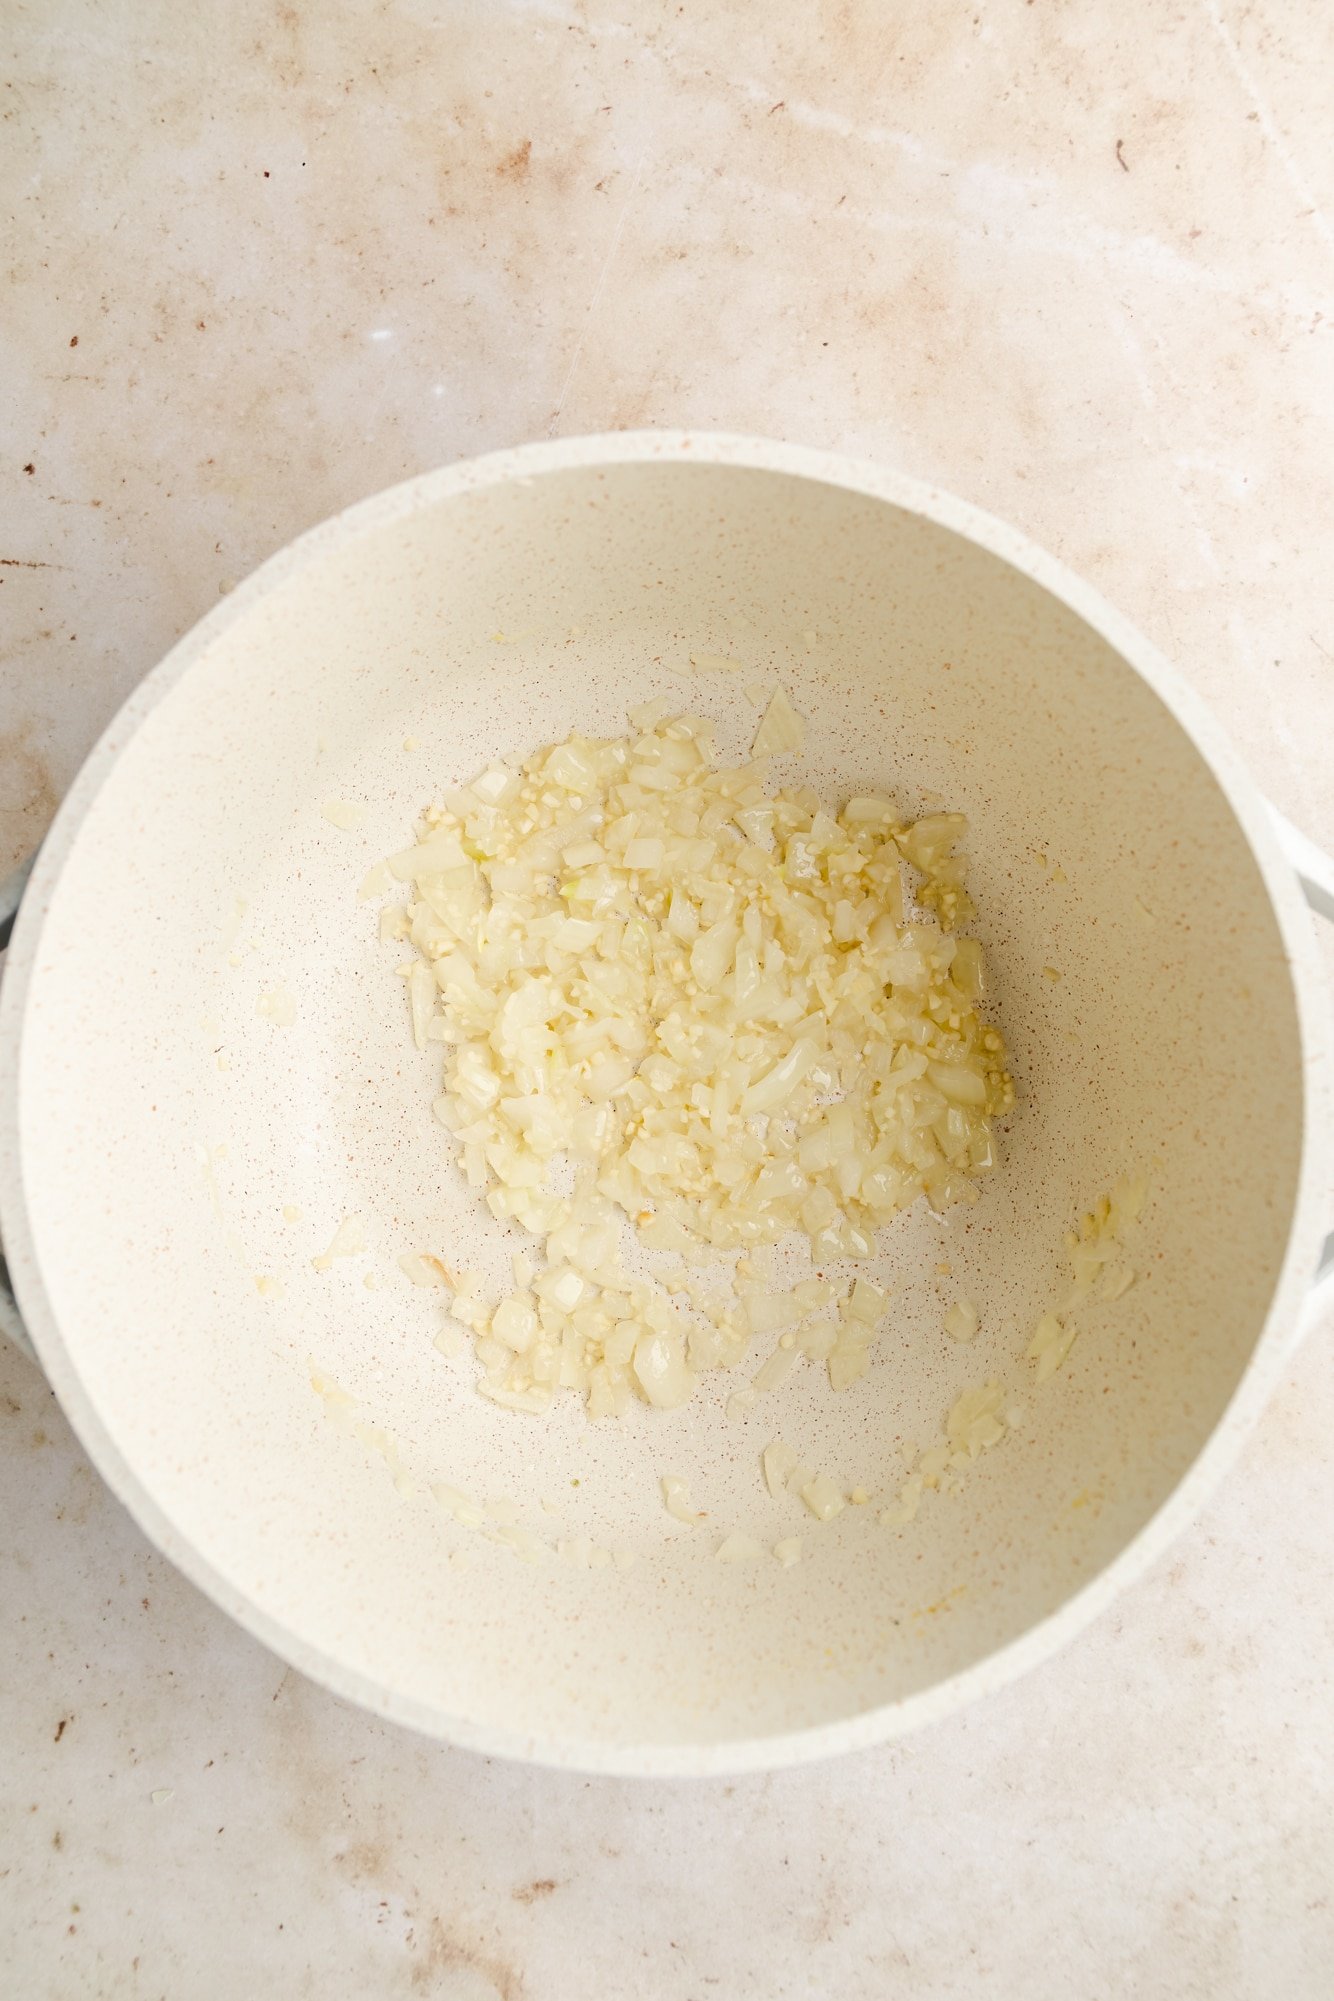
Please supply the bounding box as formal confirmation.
[1,433,1330,1775]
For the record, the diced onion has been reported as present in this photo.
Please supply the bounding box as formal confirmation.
[1030,1173,1149,1382]
[879,1474,924,1528]
[751,686,805,757]
[798,1316,838,1362]
[311,1214,366,1271]
[800,1472,845,1524]
[661,1474,696,1524]
[633,1330,694,1409]
[946,1379,1007,1457]
[322,798,367,830]
[716,1531,764,1562]
[943,1297,980,1343]
[399,1251,452,1289]
[383,703,1011,1420]
[359,861,393,900]
[745,1293,802,1337]
[845,1278,886,1325]
[753,1344,798,1394]
[762,1438,798,1497]
[1028,1312,1077,1382]
[827,1345,870,1392]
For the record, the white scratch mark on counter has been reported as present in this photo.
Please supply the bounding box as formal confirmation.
[1202,0,1334,261]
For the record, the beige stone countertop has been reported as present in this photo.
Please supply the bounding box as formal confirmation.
[2,2,1332,1995]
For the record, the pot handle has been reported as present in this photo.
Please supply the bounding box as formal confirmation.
[1,813,1332,1369]
[1267,807,1334,1340]
[0,855,39,1363]
[0,850,35,954]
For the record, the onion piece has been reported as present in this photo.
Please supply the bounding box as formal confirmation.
[943,1297,980,1343]
[633,1331,694,1409]
[311,1215,366,1271]
[661,1474,696,1524]
[399,1251,452,1289]
[879,1474,925,1528]
[845,1277,886,1324]
[1028,1312,1077,1382]
[800,1472,845,1524]
[751,687,805,757]
[753,1345,799,1394]
[828,1345,870,1392]
[762,1439,798,1498]
[322,798,366,830]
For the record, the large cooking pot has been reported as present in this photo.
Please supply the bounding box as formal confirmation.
[2,433,1330,1774]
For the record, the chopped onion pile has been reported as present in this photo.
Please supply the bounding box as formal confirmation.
[388,702,1012,1418]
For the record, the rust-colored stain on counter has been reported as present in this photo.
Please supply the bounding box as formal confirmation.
[496,138,532,181]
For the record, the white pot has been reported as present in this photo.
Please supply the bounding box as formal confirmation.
[2,433,1331,1776]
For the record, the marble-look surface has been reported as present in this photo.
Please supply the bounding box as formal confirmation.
[2,1,1332,1995]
